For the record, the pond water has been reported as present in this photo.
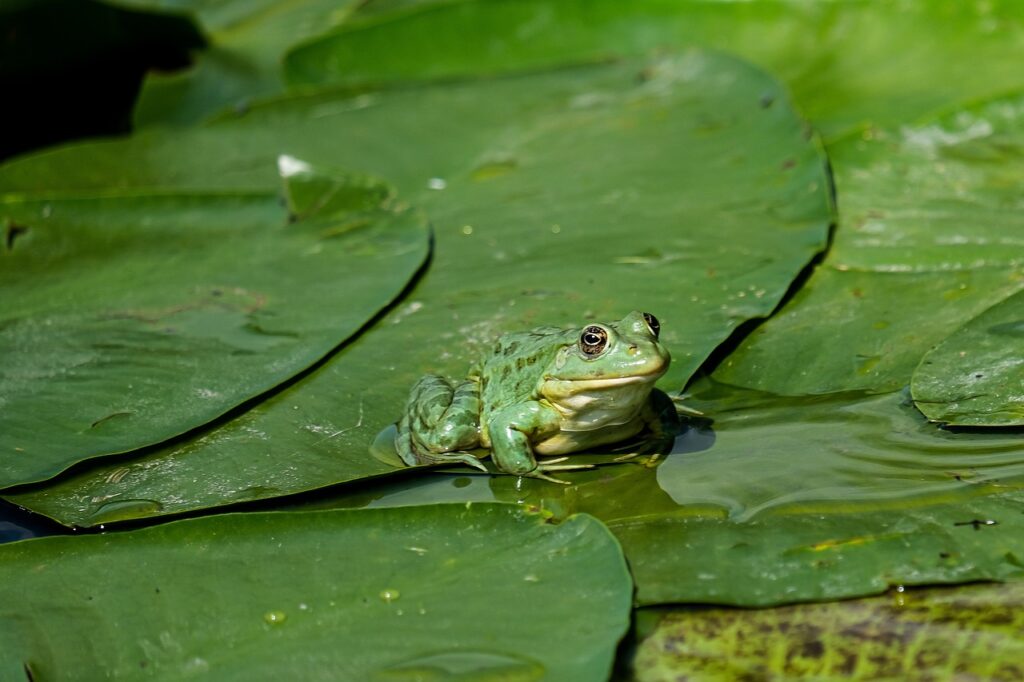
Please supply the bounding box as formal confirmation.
[0,498,62,543]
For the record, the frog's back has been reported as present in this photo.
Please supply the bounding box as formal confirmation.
[479,326,572,412]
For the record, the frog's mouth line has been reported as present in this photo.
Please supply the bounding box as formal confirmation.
[547,372,663,390]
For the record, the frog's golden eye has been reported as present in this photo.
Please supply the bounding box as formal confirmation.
[642,312,660,339]
[580,326,608,356]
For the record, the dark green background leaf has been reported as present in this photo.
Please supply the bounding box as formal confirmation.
[286,0,1024,142]
[117,0,360,127]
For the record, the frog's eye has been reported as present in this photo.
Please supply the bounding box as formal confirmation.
[579,326,608,356]
[642,312,661,339]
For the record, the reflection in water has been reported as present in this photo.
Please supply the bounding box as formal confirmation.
[657,381,1024,521]
[0,499,62,543]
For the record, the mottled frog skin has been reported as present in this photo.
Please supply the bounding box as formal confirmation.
[395,311,671,482]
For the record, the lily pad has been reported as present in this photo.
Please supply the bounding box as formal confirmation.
[0,170,429,488]
[3,50,831,525]
[715,93,1024,394]
[287,0,1024,142]
[630,581,1024,680]
[0,504,632,680]
[116,0,359,126]
[913,288,1024,426]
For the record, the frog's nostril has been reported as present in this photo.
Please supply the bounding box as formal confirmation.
[628,344,638,355]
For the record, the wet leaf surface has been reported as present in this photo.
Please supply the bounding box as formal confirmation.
[913,288,1024,426]
[0,504,631,680]
[716,93,1024,394]
[628,581,1024,681]
[3,50,830,525]
[0,172,428,488]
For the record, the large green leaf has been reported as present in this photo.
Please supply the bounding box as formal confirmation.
[3,50,831,525]
[715,93,1024,394]
[273,383,1024,606]
[285,0,1024,142]
[109,0,359,126]
[913,288,1024,426]
[629,581,1024,680]
[0,172,429,488]
[0,504,631,680]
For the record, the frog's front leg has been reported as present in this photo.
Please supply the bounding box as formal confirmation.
[396,374,486,471]
[488,402,593,484]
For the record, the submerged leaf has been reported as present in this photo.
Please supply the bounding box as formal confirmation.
[913,288,1024,426]
[630,581,1024,681]
[0,504,632,680]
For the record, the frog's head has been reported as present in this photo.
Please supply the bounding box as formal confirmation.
[541,311,670,414]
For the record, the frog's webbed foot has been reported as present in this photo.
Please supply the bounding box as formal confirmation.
[524,457,595,485]
[415,450,489,473]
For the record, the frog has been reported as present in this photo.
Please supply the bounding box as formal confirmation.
[395,310,672,483]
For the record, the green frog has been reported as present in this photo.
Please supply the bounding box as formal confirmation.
[395,311,672,483]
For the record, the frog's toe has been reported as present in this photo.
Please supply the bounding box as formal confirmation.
[524,460,595,484]
[612,452,641,462]
[419,450,489,473]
